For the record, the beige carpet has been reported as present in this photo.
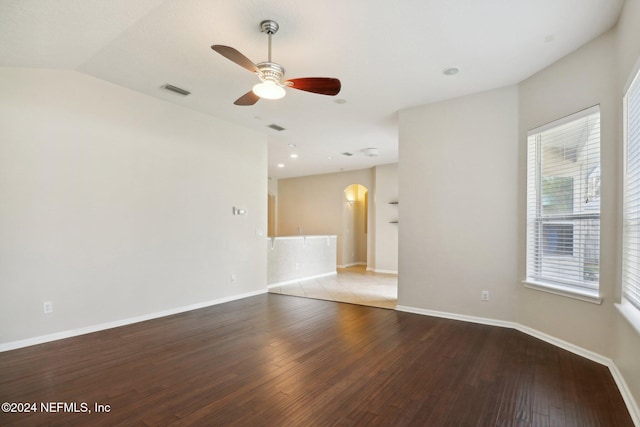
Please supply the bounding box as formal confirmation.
[268,265,398,309]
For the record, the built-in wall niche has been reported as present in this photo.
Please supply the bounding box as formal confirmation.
[389,201,398,224]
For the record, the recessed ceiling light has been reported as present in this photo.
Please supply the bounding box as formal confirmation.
[443,67,459,76]
[290,154,298,158]
[277,163,285,168]
[288,143,296,147]
[328,156,333,160]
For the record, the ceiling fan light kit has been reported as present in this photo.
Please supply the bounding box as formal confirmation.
[211,20,341,106]
[253,80,286,99]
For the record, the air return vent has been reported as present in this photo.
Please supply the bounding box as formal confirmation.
[161,84,191,96]
[267,124,286,131]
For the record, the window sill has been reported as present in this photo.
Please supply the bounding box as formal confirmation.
[522,280,602,304]
[615,300,640,337]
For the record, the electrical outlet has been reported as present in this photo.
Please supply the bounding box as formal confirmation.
[295,263,299,270]
[230,274,237,283]
[43,301,53,314]
[481,290,489,301]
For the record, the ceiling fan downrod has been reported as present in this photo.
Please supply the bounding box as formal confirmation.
[260,20,279,63]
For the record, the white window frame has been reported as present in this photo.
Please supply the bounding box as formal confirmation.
[618,62,640,335]
[524,105,602,304]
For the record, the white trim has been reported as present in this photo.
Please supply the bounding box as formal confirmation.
[395,304,606,364]
[522,280,603,304]
[395,305,515,329]
[395,304,639,425]
[609,360,640,427]
[0,289,267,353]
[515,323,610,366]
[268,235,337,241]
[338,262,366,268]
[267,271,336,288]
[374,269,398,274]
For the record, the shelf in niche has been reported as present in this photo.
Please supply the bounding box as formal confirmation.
[389,220,398,224]
[388,201,399,205]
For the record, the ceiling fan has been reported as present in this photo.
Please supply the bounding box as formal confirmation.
[211,20,341,106]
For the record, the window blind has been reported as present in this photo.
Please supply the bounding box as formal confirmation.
[526,106,601,292]
[623,70,640,311]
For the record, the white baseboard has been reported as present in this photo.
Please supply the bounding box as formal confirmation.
[514,323,611,366]
[338,262,367,268]
[395,305,640,426]
[0,289,267,353]
[396,305,515,330]
[609,361,640,427]
[374,269,398,274]
[267,271,336,288]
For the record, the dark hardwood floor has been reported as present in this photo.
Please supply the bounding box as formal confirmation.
[0,294,633,426]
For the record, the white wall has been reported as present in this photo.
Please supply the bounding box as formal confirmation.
[0,68,268,344]
[517,14,640,411]
[517,29,618,359]
[398,1,640,412]
[374,163,398,273]
[398,86,519,321]
[268,177,279,197]
[613,0,640,410]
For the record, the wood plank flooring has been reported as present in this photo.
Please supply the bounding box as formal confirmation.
[0,294,633,426]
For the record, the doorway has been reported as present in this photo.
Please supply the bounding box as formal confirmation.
[342,184,368,268]
[267,193,276,237]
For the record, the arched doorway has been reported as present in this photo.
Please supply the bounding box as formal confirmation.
[342,184,368,268]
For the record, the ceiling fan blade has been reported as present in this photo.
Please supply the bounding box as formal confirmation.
[211,45,260,74]
[285,78,341,96]
[234,91,260,106]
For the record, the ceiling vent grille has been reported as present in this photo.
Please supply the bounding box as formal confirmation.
[267,124,286,131]
[161,84,191,96]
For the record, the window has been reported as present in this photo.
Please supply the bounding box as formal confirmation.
[623,68,640,313]
[526,106,601,298]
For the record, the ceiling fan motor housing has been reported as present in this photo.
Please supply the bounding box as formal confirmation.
[257,62,285,84]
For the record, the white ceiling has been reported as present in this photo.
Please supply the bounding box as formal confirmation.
[0,0,624,179]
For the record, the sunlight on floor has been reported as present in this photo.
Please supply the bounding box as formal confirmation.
[268,265,398,309]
